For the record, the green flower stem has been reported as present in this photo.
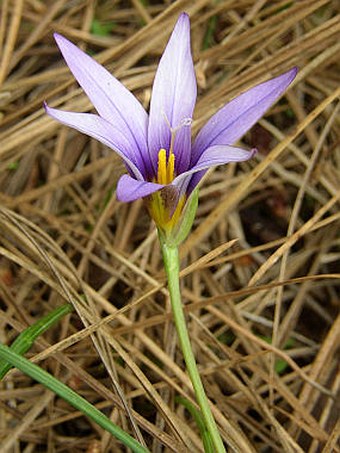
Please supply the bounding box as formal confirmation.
[160,240,225,453]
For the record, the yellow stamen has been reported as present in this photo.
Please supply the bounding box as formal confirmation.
[167,152,175,182]
[157,148,175,185]
[157,148,167,184]
[148,146,185,235]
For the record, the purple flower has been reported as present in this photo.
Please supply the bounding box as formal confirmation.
[45,13,296,232]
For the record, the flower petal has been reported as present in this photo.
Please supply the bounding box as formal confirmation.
[53,33,150,177]
[45,103,143,179]
[116,174,164,202]
[174,145,256,194]
[192,67,297,162]
[148,13,197,175]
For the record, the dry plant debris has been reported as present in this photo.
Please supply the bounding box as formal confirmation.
[0,1,339,452]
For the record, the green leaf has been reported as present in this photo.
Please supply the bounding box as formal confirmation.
[203,15,217,50]
[0,304,74,379]
[217,331,235,346]
[91,19,116,37]
[275,358,289,375]
[176,396,215,453]
[260,336,295,374]
[7,161,19,170]
[0,344,149,453]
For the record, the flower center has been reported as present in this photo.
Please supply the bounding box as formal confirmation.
[157,148,175,184]
[147,118,193,236]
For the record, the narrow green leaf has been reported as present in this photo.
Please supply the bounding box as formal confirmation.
[260,336,295,374]
[203,15,217,50]
[91,19,115,37]
[7,161,19,170]
[0,304,74,379]
[177,396,215,453]
[0,344,149,453]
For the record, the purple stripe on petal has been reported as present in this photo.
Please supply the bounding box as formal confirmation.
[148,13,197,175]
[45,103,144,180]
[192,68,297,163]
[116,174,164,202]
[53,33,150,177]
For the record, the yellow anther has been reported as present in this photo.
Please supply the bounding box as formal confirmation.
[157,148,175,185]
[167,152,175,182]
[157,149,167,185]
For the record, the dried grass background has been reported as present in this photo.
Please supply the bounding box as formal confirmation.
[0,0,339,452]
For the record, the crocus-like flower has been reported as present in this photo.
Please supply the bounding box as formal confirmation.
[45,13,296,237]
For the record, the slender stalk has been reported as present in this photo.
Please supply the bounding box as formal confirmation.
[160,239,225,453]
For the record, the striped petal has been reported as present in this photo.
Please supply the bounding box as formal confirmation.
[192,68,297,163]
[116,175,164,202]
[148,13,197,175]
[45,104,143,179]
[54,33,150,177]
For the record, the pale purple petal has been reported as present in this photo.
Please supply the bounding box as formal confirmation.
[45,103,143,179]
[54,33,150,177]
[192,67,297,163]
[148,13,197,175]
[116,175,164,202]
[175,144,255,182]
[173,145,256,195]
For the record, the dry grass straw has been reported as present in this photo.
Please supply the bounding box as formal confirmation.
[0,0,339,452]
